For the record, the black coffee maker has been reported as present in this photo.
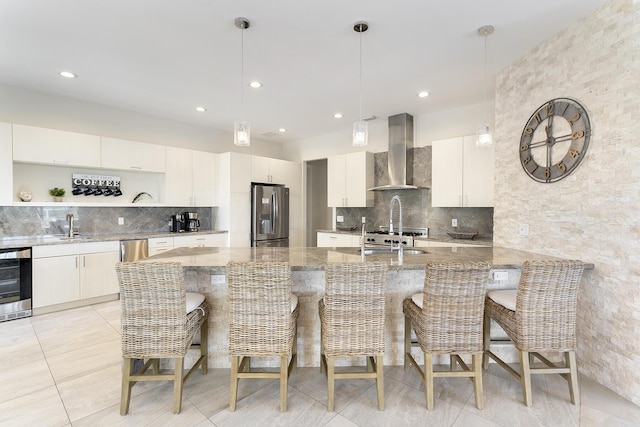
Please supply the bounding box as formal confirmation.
[184,212,200,232]
[171,214,185,232]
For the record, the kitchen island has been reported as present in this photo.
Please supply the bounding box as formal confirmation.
[144,246,592,368]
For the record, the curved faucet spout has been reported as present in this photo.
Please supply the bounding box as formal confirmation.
[389,195,404,264]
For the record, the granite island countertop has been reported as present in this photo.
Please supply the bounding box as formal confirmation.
[142,245,592,274]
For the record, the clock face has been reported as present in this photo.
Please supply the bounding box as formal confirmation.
[519,98,591,183]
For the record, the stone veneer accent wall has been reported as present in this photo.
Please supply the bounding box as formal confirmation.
[493,0,640,404]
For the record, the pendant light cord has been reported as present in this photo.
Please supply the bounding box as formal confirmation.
[358,26,363,122]
[483,32,487,124]
[241,21,245,120]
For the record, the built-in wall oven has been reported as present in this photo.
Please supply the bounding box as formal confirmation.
[0,247,32,322]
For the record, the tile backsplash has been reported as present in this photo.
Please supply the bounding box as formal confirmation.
[337,146,493,238]
[0,205,215,238]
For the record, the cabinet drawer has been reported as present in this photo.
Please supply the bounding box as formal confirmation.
[33,243,80,258]
[79,241,119,254]
[149,237,174,248]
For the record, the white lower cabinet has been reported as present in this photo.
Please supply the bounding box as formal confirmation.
[316,232,360,247]
[149,233,228,255]
[32,241,119,309]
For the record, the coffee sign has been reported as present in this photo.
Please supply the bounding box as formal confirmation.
[71,173,122,196]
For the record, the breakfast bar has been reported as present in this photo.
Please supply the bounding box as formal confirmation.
[144,246,592,369]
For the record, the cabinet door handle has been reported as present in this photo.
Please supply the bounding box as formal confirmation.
[75,257,78,268]
[458,195,462,206]
[83,256,86,268]
[465,195,468,206]
[129,166,142,170]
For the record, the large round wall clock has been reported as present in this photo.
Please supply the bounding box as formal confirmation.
[519,98,591,183]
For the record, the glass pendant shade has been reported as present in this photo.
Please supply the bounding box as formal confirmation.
[352,120,368,147]
[476,124,493,147]
[234,121,251,146]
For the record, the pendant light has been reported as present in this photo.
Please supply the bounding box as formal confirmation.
[476,25,494,147]
[234,18,251,147]
[352,21,368,147]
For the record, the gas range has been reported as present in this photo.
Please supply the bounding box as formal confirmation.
[364,227,429,247]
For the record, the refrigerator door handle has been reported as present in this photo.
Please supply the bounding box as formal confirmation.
[272,191,278,235]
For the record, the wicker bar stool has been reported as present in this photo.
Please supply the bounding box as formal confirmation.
[403,262,491,410]
[484,260,585,406]
[319,262,388,412]
[116,262,208,415]
[226,261,299,412]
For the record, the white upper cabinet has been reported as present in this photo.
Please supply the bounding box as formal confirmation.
[101,137,166,172]
[12,124,101,168]
[431,135,494,207]
[165,146,217,206]
[327,151,374,207]
[251,156,300,185]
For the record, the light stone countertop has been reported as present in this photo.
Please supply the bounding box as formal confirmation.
[0,230,228,250]
[143,245,592,274]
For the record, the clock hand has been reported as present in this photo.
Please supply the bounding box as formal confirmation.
[553,133,579,143]
[528,139,548,149]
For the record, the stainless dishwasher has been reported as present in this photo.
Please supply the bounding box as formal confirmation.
[119,238,149,262]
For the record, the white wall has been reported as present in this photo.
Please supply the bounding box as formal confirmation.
[284,101,494,161]
[493,0,640,405]
[0,84,284,158]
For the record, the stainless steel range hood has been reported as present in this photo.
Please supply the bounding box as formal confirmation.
[369,113,421,191]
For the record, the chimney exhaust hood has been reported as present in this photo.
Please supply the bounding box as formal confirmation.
[369,113,424,191]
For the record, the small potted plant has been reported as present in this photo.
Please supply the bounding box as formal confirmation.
[49,187,66,202]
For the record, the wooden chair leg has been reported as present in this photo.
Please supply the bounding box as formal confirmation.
[566,351,580,405]
[327,356,335,412]
[120,358,133,415]
[483,312,491,369]
[152,358,160,374]
[519,350,533,407]
[472,353,484,409]
[280,355,288,411]
[404,315,412,372]
[229,356,239,411]
[424,353,434,410]
[367,356,374,372]
[320,327,325,373]
[291,324,298,373]
[200,320,208,375]
[376,355,385,410]
[173,357,185,414]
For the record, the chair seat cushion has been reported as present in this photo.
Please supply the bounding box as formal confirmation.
[487,289,517,311]
[410,293,423,308]
[291,293,298,313]
[186,292,205,313]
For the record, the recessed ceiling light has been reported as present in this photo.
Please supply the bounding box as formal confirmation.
[195,106,207,112]
[249,81,262,88]
[59,71,77,79]
[278,128,287,133]
[334,113,343,119]
[417,91,430,98]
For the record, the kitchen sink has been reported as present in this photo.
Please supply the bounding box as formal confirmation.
[57,236,91,241]
[359,247,427,255]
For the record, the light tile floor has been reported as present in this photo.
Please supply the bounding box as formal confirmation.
[1,300,639,426]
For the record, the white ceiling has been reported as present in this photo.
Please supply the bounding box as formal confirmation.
[0,0,607,144]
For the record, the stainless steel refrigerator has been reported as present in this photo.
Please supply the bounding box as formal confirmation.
[251,183,289,247]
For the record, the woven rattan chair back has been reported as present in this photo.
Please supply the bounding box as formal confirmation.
[322,262,388,356]
[514,260,585,351]
[118,261,189,358]
[227,261,296,356]
[419,262,491,353]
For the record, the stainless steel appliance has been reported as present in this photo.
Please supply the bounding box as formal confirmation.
[120,239,149,262]
[171,214,186,233]
[364,227,428,248]
[184,212,200,232]
[0,247,32,322]
[251,183,289,247]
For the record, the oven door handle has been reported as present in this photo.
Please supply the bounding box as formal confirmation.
[0,248,31,259]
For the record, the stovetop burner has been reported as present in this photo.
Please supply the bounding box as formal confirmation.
[368,227,429,237]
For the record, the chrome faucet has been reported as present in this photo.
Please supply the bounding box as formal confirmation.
[66,213,75,238]
[389,195,403,265]
[361,220,366,262]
